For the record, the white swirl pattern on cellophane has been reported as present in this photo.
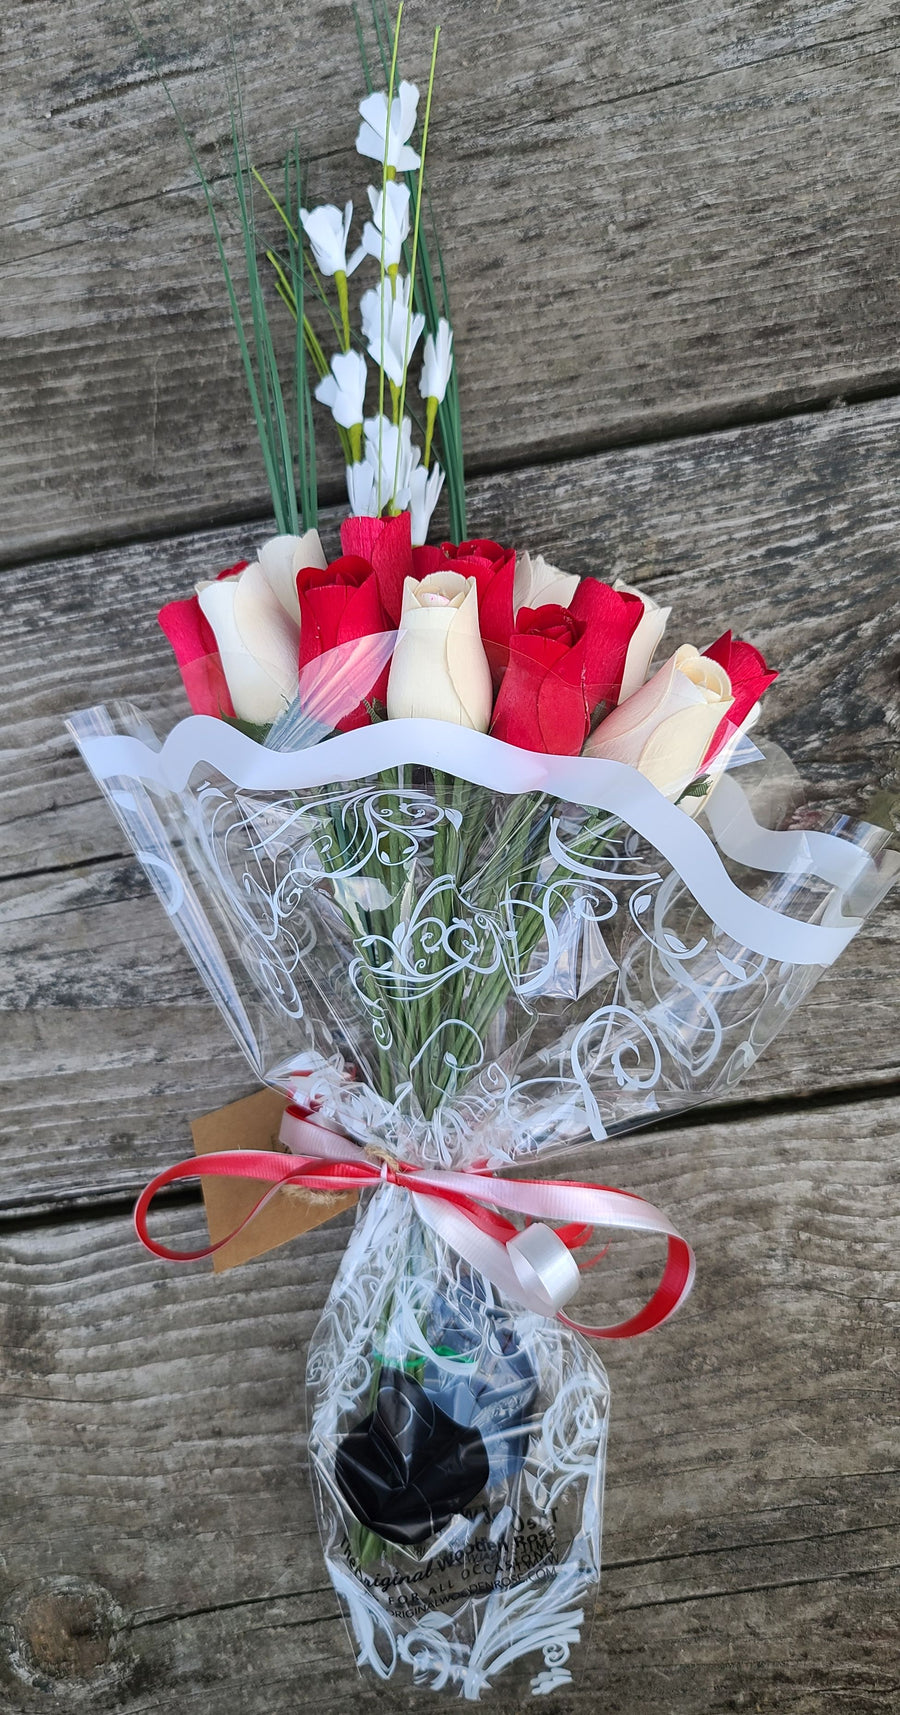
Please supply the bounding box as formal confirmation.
[74,714,888,1170]
[182,774,821,1168]
[306,1188,608,1699]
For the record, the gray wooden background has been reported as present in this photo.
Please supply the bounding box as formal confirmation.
[2,2,898,1710]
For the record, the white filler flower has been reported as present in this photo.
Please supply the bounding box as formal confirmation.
[356,81,421,173]
[363,414,420,511]
[299,203,361,277]
[360,276,425,387]
[408,463,445,544]
[315,350,368,430]
[419,318,453,403]
[346,460,379,517]
[356,181,412,270]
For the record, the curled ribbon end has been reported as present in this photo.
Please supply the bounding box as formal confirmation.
[507,1223,582,1314]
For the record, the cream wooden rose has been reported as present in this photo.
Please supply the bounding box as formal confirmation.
[194,529,326,725]
[386,571,493,731]
[512,551,580,614]
[613,579,672,704]
[583,644,733,798]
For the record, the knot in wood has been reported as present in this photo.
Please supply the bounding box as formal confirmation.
[1,1577,129,1695]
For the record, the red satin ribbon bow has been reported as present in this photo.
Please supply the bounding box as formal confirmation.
[134,1103,695,1341]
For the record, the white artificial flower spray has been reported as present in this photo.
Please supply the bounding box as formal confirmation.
[291,24,454,535]
[360,276,426,389]
[356,80,421,172]
[419,317,453,465]
[299,202,361,349]
[315,351,369,454]
[364,414,420,512]
[356,181,412,271]
[409,463,445,544]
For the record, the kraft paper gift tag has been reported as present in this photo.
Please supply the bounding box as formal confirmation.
[191,1087,357,1273]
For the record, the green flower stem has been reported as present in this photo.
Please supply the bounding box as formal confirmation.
[411,768,467,1109]
[306,773,619,1127]
[437,811,621,1103]
[423,394,438,467]
[317,785,396,1096]
[302,317,330,380]
[335,269,351,352]
[392,24,440,505]
[376,7,403,470]
[411,791,548,1119]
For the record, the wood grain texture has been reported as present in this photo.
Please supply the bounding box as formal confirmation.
[5,1,900,558]
[4,7,900,1705]
[1,1093,897,1712]
[1,397,898,1214]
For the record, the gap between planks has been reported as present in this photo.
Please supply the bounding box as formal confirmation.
[1,1077,896,1232]
[6,373,900,577]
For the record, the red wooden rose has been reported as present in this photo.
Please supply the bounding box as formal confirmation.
[296,554,392,730]
[490,581,643,754]
[702,630,778,762]
[156,560,248,718]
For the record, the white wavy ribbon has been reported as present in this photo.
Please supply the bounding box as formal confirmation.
[77,713,870,966]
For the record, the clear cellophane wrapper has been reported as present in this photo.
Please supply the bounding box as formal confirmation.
[69,683,897,1699]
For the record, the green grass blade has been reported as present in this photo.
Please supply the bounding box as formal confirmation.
[231,118,299,533]
[287,137,318,529]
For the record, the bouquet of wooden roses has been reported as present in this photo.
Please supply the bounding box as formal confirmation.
[69,11,897,1699]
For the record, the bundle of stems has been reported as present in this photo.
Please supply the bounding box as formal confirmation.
[313,772,615,1122]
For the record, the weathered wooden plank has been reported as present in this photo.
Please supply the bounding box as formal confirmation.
[1,399,898,1212]
[1,1093,897,1711]
[4,2,900,558]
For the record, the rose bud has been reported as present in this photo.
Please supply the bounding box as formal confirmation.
[438,539,516,687]
[513,550,580,614]
[255,529,326,621]
[158,564,246,719]
[614,578,672,704]
[583,644,734,797]
[489,580,643,754]
[195,557,302,726]
[339,511,444,621]
[335,1367,490,1548]
[159,532,326,725]
[387,571,493,731]
[702,631,778,764]
[296,554,390,730]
